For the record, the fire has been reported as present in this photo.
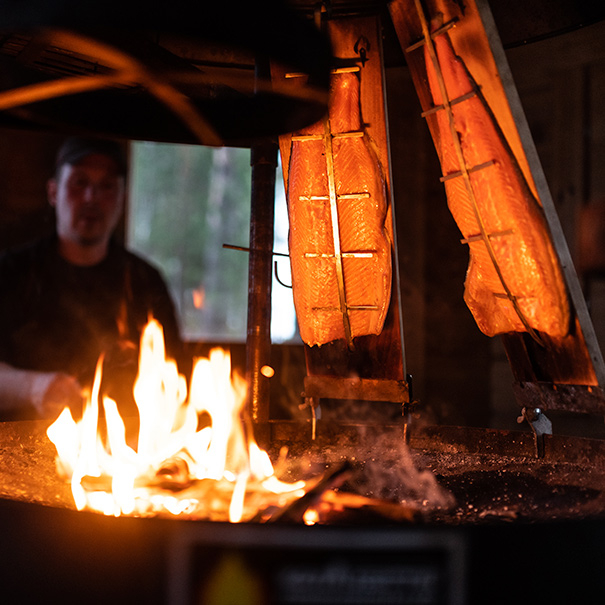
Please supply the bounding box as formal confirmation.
[47,319,306,521]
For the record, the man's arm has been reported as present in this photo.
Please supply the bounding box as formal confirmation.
[0,362,83,419]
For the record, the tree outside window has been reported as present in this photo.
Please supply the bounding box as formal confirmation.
[128,141,299,344]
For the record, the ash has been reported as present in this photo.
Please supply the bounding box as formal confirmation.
[270,421,605,525]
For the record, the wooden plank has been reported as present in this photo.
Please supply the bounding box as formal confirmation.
[511,381,605,416]
[388,0,605,413]
[303,375,409,403]
[272,15,407,388]
[473,0,605,394]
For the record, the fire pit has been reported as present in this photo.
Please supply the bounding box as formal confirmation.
[3,418,605,604]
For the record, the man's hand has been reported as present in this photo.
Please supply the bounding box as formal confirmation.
[41,373,85,420]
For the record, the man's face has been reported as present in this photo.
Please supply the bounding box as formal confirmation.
[48,153,125,248]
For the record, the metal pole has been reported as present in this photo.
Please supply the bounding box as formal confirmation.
[246,76,278,445]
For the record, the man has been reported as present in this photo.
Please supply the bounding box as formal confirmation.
[0,136,183,420]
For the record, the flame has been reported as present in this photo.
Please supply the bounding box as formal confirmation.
[47,319,305,521]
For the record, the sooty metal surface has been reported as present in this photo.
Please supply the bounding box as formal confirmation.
[3,419,605,604]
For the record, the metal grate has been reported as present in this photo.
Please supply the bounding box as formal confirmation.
[0,33,114,78]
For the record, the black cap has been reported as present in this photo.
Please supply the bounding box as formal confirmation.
[55,137,128,176]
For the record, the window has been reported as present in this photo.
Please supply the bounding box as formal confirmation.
[272,170,299,343]
[127,141,299,344]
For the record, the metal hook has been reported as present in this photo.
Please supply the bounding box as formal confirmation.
[354,36,370,66]
[274,259,292,289]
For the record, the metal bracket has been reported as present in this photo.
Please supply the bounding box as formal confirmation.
[517,406,552,458]
[299,395,321,441]
[402,373,420,444]
[302,375,412,442]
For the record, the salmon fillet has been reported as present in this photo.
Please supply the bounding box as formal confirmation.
[287,70,392,347]
[425,31,570,338]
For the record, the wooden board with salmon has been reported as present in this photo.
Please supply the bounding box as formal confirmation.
[272,15,407,388]
[389,0,605,411]
[423,22,570,340]
[286,67,392,347]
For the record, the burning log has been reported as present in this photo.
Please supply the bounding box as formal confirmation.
[80,455,193,492]
[259,460,354,523]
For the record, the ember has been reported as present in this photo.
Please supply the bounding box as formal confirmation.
[46,319,307,521]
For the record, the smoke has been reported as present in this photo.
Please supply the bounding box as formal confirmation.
[341,427,455,512]
[275,424,455,515]
[307,399,455,511]
[350,437,455,511]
